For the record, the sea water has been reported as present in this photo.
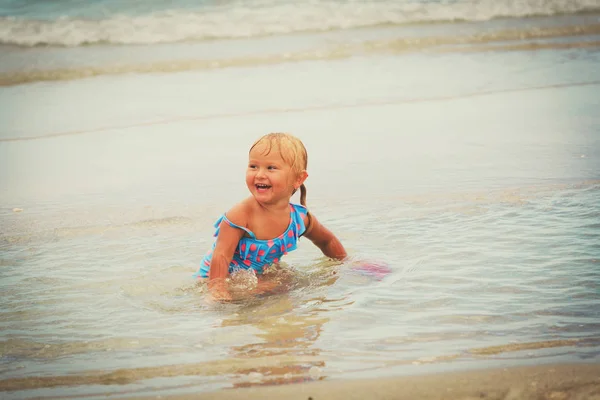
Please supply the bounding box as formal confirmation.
[1,0,599,398]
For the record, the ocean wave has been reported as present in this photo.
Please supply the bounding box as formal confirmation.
[1,0,599,47]
[1,23,599,87]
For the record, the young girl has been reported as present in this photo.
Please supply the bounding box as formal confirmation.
[195,132,347,300]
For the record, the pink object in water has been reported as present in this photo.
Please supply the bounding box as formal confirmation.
[351,262,392,280]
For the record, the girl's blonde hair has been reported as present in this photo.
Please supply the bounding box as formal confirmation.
[249,132,308,206]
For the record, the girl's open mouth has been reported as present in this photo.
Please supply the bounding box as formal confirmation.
[255,184,271,192]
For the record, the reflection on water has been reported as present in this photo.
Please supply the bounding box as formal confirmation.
[224,295,331,387]
[197,261,342,386]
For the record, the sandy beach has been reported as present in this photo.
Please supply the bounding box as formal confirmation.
[133,363,600,400]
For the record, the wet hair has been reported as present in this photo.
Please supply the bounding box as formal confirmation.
[249,132,308,206]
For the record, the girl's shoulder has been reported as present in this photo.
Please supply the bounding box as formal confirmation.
[223,198,254,227]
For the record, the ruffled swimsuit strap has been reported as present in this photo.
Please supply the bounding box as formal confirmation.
[290,203,309,237]
[213,214,257,239]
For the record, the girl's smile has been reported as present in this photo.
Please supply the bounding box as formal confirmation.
[255,183,271,193]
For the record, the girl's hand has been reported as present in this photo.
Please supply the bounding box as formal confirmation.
[207,278,233,302]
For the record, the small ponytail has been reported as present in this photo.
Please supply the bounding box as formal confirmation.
[300,183,312,234]
[300,184,307,206]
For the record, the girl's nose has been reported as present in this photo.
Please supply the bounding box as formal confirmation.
[256,167,267,178]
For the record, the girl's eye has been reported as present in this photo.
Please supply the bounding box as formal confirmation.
[248,165,257,169]
[267,166,276,170]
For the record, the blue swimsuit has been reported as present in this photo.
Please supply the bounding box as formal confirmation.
[194,203,309,278]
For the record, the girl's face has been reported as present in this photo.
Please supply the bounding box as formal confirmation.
[246,143,305,205]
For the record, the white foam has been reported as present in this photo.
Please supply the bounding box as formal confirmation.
[0,0,598,47]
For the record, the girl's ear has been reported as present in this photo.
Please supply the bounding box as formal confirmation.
[295,170,308,189]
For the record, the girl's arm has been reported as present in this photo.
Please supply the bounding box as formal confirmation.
[209,221,245,280]
[303,214,347,260]
[208,206,247,300]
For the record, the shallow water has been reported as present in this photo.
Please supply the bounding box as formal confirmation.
[1,1,600,398]
[2,181,599,397]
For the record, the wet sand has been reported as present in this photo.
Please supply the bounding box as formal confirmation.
[137,363,600,400]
